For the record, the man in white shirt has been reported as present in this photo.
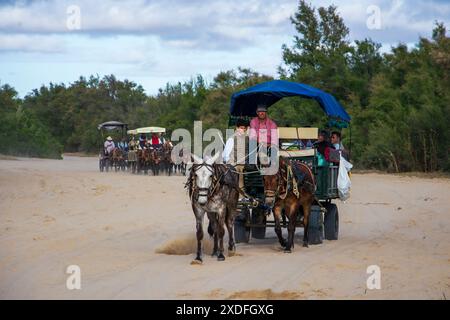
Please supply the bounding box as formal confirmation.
[104,136,115,155]
[223,119,249,195]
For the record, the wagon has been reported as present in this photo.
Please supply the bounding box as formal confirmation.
[97,121,128,172]
[127,126,166,174]
[230,80,351,245]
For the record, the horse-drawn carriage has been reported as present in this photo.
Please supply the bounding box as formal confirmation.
[127,126,171,175]
[230,80,351,245]
[97,121,128,172]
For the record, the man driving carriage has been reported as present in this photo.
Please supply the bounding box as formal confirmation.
[249,105,278,146]
[104,136,115,155]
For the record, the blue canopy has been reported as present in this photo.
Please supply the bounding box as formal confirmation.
[230,80,351,122]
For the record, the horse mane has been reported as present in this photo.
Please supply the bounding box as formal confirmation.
[291,160,316,193]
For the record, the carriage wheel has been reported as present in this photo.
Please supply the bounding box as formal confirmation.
[324,203,339,240]
[251,207,266,239]
[307,205,323,245]
[234,207,251,243]
[99,159,104,172]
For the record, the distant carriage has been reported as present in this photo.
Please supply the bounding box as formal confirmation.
[97,121,128,172]
[127,126,170,175]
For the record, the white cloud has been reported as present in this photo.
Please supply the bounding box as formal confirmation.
[0,34,65,53]
[0,0,449,97]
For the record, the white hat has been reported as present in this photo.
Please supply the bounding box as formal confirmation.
[107,136,113,141]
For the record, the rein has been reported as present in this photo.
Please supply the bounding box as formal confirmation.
[264,160,316,201]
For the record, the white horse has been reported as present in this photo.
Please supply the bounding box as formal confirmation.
[187,153,239,263]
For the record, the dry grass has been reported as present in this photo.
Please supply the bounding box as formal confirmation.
[0,154,18,160]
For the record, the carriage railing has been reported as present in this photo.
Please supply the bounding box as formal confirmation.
[327,165,339,197]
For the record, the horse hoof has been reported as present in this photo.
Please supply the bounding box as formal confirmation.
[228,250,236,257]
[303,243,309,248]
[217,254,225,261]
[284,248,292,253]
[190,258,203,265]
[211,251,219,257]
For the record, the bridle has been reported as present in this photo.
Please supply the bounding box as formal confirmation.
[190,162,226,201]
[264,164,288,201]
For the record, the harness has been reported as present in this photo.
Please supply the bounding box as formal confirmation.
[265,159,316,201]
[186,163,224,202]
[185,163,258,206]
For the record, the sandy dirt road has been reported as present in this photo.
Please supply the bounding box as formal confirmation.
[0,156,449,299]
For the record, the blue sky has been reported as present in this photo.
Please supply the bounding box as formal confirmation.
[0,0,449,97]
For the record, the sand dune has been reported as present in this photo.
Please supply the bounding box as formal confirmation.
[0,156,449,299]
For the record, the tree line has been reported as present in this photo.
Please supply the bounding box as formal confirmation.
[0,1,448,172]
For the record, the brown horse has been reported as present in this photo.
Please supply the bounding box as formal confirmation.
[111,148,125,172]
[137,148,152,174]
[149,147,163,175]
[262,157,316,252]
[162,142,174,175]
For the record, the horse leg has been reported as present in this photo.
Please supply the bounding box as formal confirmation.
[285,200,299,253]
[217,213,226,261]
[207,216,219,257]
[193,209,205,263]
[302,199,312,248]
[225,209,236,255]
[273,205,287,248]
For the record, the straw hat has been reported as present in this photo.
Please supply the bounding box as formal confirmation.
[106,136,113,141]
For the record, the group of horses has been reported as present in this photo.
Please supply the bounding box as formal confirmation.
[105,142,187,176]
[187,154,316,264]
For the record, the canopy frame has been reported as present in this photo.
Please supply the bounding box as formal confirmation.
[229,80,351,123]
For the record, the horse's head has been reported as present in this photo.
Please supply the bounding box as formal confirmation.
[112,148,121,158]
[262,174,279,207]
[262,158,286,207]
[191,153,220,205]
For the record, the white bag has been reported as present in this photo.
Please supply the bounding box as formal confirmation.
[337,154,353,201]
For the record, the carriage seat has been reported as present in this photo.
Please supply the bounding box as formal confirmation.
[278,127,318,140]
[278,149,315,158]
[278,127,318,155]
